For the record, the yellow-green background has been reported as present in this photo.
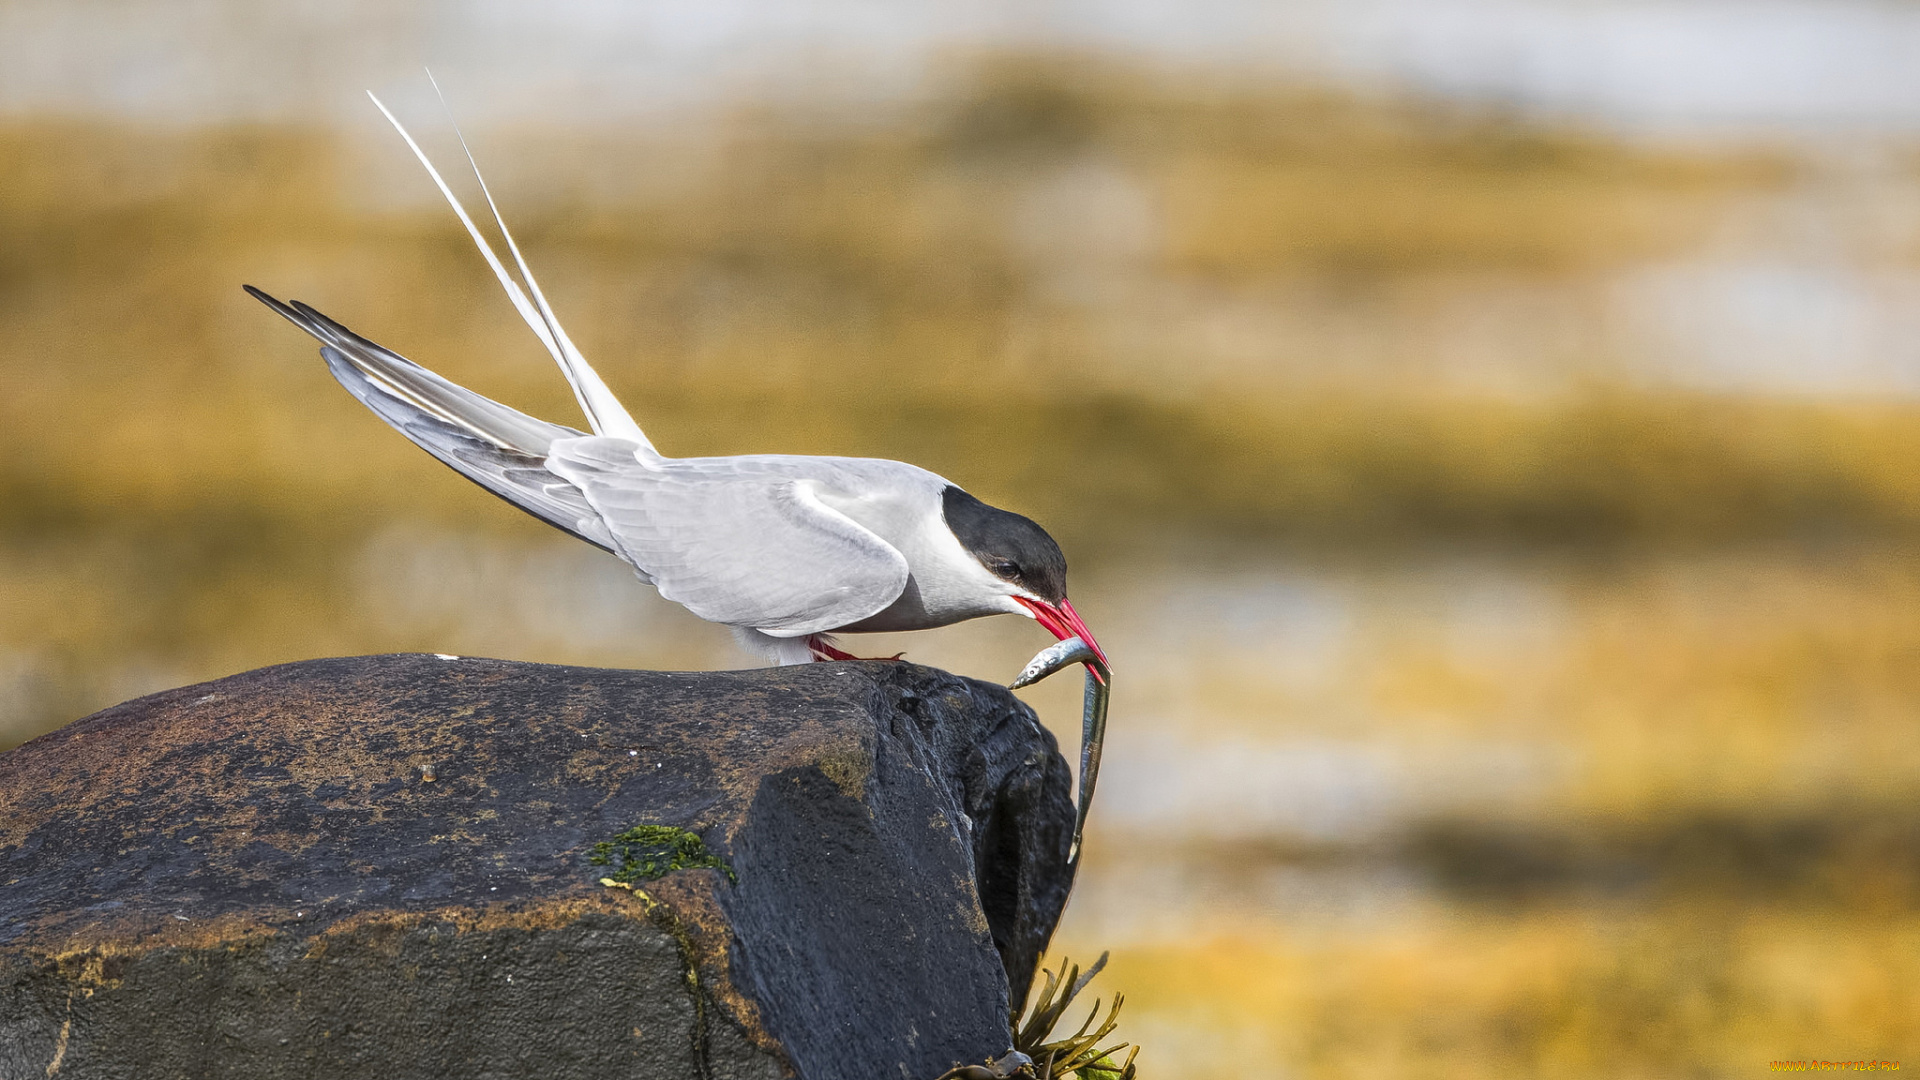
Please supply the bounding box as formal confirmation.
[4,27,1919,1079]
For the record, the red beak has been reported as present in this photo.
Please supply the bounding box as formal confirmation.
[1016,596,1109,680]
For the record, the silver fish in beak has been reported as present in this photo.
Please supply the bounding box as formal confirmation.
[1010,636,1110,867]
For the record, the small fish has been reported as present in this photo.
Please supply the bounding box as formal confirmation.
[1009,636,1111,867]
[1010,636,1102,689]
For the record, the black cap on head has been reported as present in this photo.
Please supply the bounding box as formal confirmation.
[941,486,1068,602]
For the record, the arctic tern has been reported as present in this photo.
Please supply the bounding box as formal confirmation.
[246,92,1106,676]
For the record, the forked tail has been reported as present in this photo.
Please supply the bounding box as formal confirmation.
[367,77,656,455]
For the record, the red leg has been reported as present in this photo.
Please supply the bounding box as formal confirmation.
[806,635,904,663]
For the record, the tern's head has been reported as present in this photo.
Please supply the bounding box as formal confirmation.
[942,486,1108,669]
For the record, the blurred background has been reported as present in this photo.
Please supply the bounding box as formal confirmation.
[5,1,1920,1074]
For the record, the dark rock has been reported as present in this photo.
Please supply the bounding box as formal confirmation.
[0,655,1074,1080]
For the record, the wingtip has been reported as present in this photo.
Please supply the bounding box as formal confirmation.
[245,285,339,347]
[244,283,301,321]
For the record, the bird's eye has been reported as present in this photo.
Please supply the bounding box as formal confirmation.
[989,558,1020,578]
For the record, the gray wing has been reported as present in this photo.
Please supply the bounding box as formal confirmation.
[546,440,911,636]
[247,287,618,553]
[322,348,619,555]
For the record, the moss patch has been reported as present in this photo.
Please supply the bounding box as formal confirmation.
[590,825,735,885]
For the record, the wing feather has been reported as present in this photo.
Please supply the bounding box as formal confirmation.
[546,441,910,636]
[323,349,620,555]
[247,286,618,554]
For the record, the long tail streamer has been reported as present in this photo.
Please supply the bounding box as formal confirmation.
[367,78,654,453]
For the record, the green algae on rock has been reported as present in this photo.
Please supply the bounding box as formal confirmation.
[591,824,736,884]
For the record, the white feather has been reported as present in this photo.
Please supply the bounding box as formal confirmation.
[366,86,654,453]
[733,628,817,666]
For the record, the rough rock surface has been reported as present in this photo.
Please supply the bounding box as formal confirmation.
[0,655,1074,1080]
